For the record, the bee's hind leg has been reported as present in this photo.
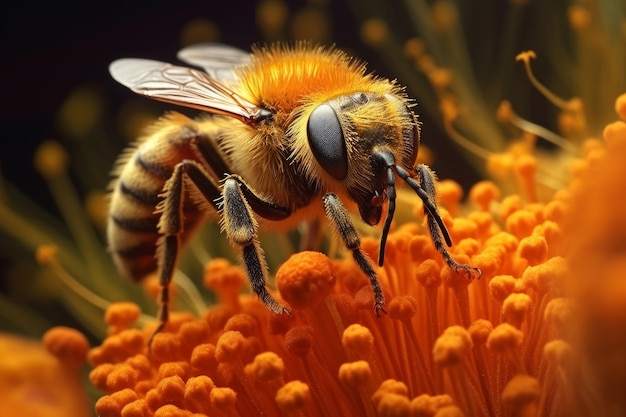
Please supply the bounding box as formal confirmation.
[150,158,223,347]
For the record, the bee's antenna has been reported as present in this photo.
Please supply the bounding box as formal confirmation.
[372,149,398,267]
[393,165,453,248]
[378,166,396,266]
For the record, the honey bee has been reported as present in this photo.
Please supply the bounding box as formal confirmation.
[108,43,480,335]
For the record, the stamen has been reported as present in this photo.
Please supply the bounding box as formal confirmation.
[501,374,540,417]
[518,235,548,266]
[497,101,578,153]
[516,51,571,110]
[276,251,335,310]
[36,245,112,313]
[184,375,215,415]
[247,352,285,383]
[34,141,111,287]
[440,97,494,160]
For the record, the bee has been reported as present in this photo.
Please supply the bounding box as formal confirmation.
[108,43,480,335]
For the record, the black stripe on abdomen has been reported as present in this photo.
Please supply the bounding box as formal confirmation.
[134,151,172,181]
[118,181,162,207]
[111,215,159,233]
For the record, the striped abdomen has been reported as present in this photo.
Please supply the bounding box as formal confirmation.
[107,117,210,281]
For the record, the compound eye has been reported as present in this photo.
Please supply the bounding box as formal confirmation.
[307,103,349,180]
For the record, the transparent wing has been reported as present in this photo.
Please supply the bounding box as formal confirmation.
[177,43,251,81]
[109,58,266,125]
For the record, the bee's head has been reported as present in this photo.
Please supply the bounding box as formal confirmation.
[305,91,421,264]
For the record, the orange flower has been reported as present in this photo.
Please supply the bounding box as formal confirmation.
[0,328,90,417]
[39,92,622,417]
[70,178,573,416]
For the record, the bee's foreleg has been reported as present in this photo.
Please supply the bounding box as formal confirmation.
[221,175,291,314]
[413,164,482,279]
[323,192,387,316]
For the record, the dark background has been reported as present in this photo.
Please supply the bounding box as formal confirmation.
[1,0,524,209]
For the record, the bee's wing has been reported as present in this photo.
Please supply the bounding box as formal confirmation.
[177,43,251,81]
[109,58,265,125]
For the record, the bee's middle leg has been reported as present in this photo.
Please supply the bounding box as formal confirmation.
[221,175,291,315]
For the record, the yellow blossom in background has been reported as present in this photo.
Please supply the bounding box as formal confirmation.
[0,329,90,417]
[564,109,626,416]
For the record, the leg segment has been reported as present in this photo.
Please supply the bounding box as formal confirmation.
[151,159,222,341]
[152,161,291,345]
[221,175,291,314]
[411,164,481,279]
[323,192,386,316]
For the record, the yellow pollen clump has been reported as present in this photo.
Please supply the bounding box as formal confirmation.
[210,386,237,408]
[342,324,374,358]
[276,251,335,310]
[543,298,574,335]
[518,235,548,266]
[203,258,246,306]
[247,351,284,382]
[501,374,540,415]
[275,380,310,412]
[486,324,523,356]
[433,326,472,367]
[437,179,463,215]
[105,302,142,329]
[505,209,537,240]
[502,293,532,329]
[469,181,500,211]
[543,339,573,368]
[602,120,626,146]
[284,325,314,357]
[468,319,493,346]
[375,392,411,417]
[184,375,214,412]
[513,154,537,202]
[42,326,90,368]
[215,330,247,363]
[488,275,517,303]
[388,295,419,320]
[410,394,455,417]
[371,381,418,416]
[338,360,373,387]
